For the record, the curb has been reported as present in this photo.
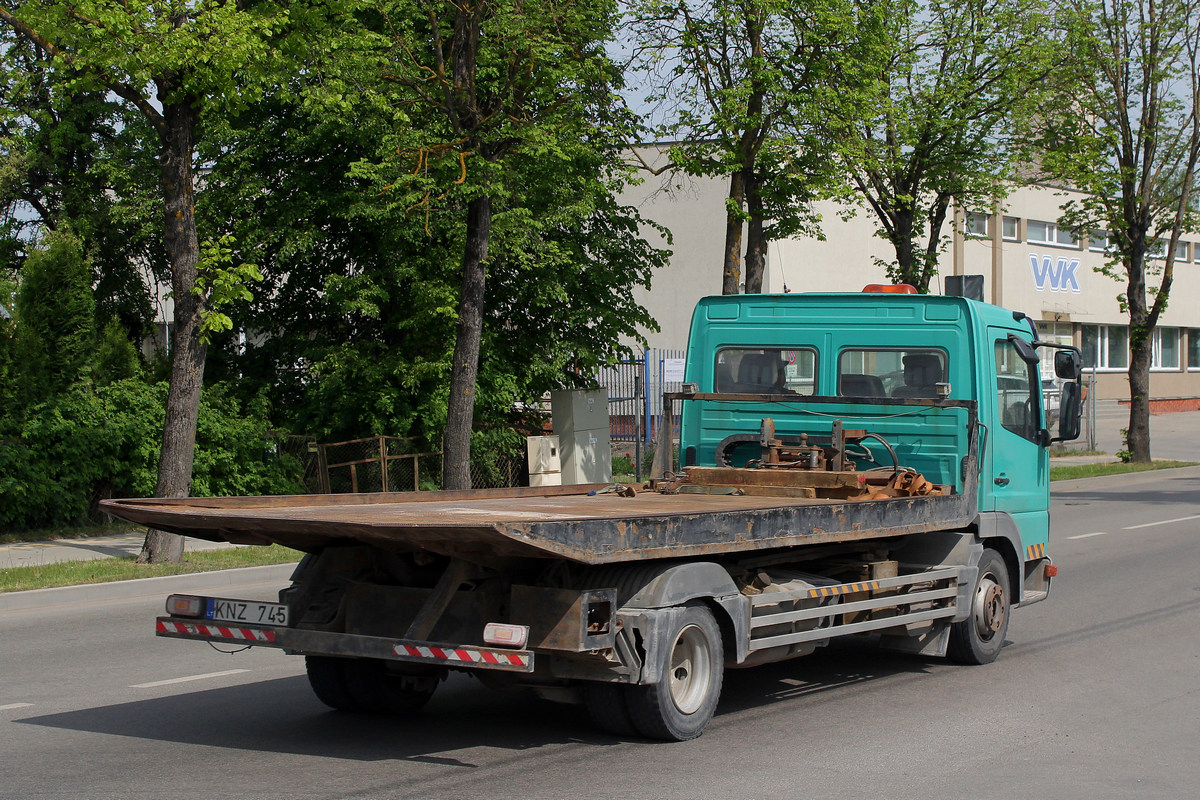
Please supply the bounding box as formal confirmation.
[0,562,299,614]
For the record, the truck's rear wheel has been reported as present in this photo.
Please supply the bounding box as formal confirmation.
[627,603,723,741]
[582,682,638,737]
[305,655,359,711]
[305,656,438,713]
[344,658,439,713]
[947,548,1010,664]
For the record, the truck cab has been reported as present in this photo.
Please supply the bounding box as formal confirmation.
[677,289,1082,606]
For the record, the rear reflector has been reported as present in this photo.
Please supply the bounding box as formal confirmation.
[166,594,204,618]
[483,622,529,648]
[1045,565,1059,578]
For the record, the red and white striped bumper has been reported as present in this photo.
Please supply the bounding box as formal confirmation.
[155,617,535,673]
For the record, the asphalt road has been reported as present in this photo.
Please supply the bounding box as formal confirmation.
[2,469,1199,800]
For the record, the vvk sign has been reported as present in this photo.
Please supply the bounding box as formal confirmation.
[1029,253,1082,293]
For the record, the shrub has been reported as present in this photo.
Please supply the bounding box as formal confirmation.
[0,379,303,531]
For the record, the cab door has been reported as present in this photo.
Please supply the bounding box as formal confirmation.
[986,329,1050,549]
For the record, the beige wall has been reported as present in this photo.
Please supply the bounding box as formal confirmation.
[627,170,1200,399]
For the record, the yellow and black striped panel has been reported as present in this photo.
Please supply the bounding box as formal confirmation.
[1025,543,1047,560]
[807,581,880,599]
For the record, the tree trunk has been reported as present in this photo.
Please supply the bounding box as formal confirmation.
[442,194,492,491]
[922,192,952,293]
[138,95,204,564]
[1126,327,1152,463]
[744,171,766,293]
[889,204,918,287]
[722,170,745,295]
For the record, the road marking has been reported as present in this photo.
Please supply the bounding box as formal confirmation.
[0,703,33,711]
[131,669,250,689]
[1123,514,1200,530]
[1067,532,1109,540]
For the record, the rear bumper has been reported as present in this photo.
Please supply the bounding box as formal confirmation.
[155,617,535,673]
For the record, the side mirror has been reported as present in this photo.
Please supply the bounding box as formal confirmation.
[1009,333,1038,364]
[1054,381,1083,442]
[1055,349,1082,380]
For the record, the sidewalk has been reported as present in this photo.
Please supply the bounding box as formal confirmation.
[2,401,1197,570]
[0,532,236,570]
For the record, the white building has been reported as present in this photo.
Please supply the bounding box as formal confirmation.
[624,164,1200,403]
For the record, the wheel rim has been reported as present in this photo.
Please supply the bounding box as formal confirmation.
[973,571,1007,642]
[668,623,712,715]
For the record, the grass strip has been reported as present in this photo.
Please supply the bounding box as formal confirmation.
[1050,460,1197,482]
[0,545,301,594]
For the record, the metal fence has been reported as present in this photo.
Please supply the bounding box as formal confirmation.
[315,435,525,493]
[596,348,686,450]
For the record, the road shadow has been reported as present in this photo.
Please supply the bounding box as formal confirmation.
[16,639,943,756]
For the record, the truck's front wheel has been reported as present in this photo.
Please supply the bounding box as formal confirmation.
[627,603,724,741]
[947,548,1011,664]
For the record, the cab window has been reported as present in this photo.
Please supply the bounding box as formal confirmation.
[837,349,947,398]
[995,340,1040,441]
[715,348,817,394]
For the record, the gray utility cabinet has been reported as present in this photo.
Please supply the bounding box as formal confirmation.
[550,389,612,485]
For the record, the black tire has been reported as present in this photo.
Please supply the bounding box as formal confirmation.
[947,548,1011,665]
[627,603,724,741]
[305,656,359,711]
[582,682,639,737]
[306,656,438,713]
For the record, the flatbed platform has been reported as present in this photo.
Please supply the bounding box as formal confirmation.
[101,477,977,565]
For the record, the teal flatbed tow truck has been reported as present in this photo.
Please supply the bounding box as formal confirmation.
[103,287,1083,740]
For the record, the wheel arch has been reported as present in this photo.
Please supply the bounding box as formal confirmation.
[976,512,1024,605]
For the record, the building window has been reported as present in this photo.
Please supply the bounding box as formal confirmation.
[1148,239,1167,259]
[1027,220,1052,244]
[1189,329,1200,369]
[1080,324,1129,370]
[1152,328,1180,370]
[1175,241,1190,261]
[1090,230,1109,252]
[965,212,989,237]
[1027,219,1077,247]
[1002,216,1019,241]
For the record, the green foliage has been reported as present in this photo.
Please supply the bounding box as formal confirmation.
[95,319,142,385]
[0,379,303,531]
[10,228,96,408]
[632,0,856,291]
[0,26,160,335]
[823,0,1055,290]
[190,234,263,344]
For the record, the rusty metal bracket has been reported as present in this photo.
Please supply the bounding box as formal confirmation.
[404,558,472,641]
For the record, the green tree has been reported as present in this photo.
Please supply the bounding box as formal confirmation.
[357,0,660,489]
[9,227,95,409]
[1,0,285,561]
[0,26,160,338]
[631,0,856,293]
[824,0,1053,290]
[1036,0,1200,463]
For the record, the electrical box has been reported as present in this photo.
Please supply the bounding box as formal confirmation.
[551,389,612,485]
[527,436,562,487]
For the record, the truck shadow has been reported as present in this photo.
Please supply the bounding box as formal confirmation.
[15,640,942,757]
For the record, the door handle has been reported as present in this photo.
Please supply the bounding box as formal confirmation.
[994,476,1010,486]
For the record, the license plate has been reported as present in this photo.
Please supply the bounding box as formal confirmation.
[205,597,288,626]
